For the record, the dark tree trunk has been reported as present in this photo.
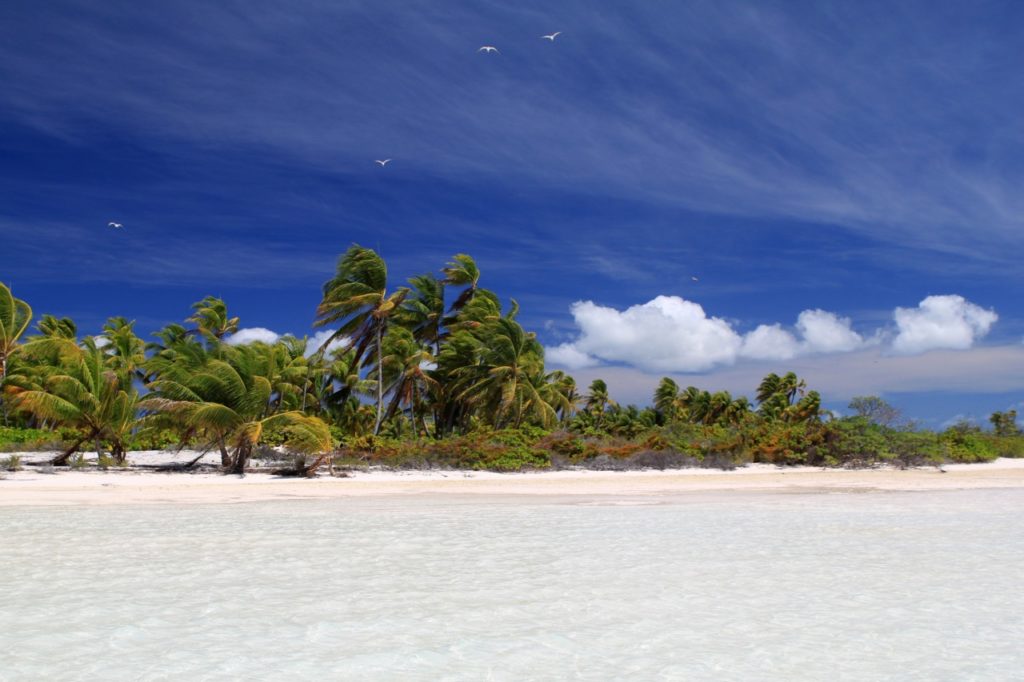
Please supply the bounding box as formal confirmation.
[373,325,384,435]
[227,444,250,475]
[219,438,230,467]
[51,435,87,466]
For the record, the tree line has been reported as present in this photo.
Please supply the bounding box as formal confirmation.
[1,247,1021,474]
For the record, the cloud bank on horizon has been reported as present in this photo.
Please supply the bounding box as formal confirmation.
[547,294,998,373]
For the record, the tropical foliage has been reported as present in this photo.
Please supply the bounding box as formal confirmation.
[1,249,1021,473]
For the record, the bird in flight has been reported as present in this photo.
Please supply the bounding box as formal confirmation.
[542,32,562,41]
[691,276,699,282]
[478,46,499,53]
[108,222,123,229]
[375,159,392,167]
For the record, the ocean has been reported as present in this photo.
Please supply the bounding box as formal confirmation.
[3,489,1022,680]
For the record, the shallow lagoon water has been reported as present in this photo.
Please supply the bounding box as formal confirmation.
[3,489,1022,680]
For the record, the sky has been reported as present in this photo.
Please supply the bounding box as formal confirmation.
[2,0,1024,426]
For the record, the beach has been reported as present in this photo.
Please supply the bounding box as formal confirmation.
[2,451,1023,506]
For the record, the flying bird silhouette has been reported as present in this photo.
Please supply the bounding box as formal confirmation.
[691,276,699,282]
[542,32,562,41]
[478,46,499,53]
[108,222,123,229]
[375,159,392,167]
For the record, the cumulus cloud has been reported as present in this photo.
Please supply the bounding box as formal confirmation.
[226,327,280,345]
[557,297,743,373]
[306,329,349,357]
[225,327,349,357]
[891,295,998,354]
[796,309,865,353]
[546,343,600,370]
[547,293,998,374]
[740,324,799,361]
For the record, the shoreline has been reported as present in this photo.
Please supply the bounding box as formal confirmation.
[1,452,1023,506]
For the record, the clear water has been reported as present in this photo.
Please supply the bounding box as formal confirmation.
[2,489,1022,681]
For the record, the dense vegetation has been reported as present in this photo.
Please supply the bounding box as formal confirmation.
[1,248,1021,475]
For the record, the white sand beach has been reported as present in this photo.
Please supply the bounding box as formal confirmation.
[2,450,1023,506]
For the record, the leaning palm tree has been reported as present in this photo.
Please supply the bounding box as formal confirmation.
[0,282,33,424]
[187,296,240,343]
[9,343,139,465]
[375,326,439,435]
[654,377,679,422]
[399,273,446,354]
[35,314,77,340]
[314,245,409,435]
[442,253,481,316]
[101,317,147,385]
[143,348,332,474]
[453,318,556,429]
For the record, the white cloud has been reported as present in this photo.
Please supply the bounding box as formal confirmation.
[796,309,865,353]
[740,324,799,361]
[547,293,998,374]
[306,329,349,357]
[891,295,998,354]
[563,296,743,373]
[226,327,280,345]
[546,343,600,370]
[91,335,110,348]
[224,326,350,356]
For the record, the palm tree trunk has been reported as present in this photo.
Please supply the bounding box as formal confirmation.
[0,355,7,426]
[373,325,384,435]
[228,444,250,475]
[219,437,230,467]
[52,435,87,466]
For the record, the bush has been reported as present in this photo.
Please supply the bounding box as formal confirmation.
[2,454,22,471]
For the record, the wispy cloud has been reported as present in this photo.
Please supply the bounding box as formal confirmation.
[3,1,1024,266]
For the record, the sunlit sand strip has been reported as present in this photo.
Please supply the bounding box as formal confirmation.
[1,454,1023,506]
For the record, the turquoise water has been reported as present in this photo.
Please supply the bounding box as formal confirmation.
[3,489,1022,680]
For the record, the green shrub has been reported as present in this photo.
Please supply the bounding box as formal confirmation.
[2,454,22,471]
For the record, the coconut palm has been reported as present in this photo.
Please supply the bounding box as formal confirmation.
[36,314,77,340]
[654,377,679,422]
[542,370,579,422]
[101,317,146,385]
[442,253,481,315]
[376,326,439,435]
[9,343,139,465]
[187,296,239,342]
[0,282,33,424]
[143,347,331,474]
[315,245,409,434]
[400,273,446,353]
[453,318,555,429]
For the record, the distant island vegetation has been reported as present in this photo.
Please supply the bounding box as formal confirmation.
[1,245,1022,476]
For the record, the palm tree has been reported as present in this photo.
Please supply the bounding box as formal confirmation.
[0,282,33,425]
[442,253,481,316]
[187,296,240,342]
[315,245,409,435]
[36,314,77,339]
[654,377,679,422]
[585,379,614,417]
[376,326,439,434]
[9,343,139,465]
[143,347,331,474]
[757,372,807,421]
[453,318,555,429]
[101,317,147,385]
[400,273,446,353]
[542,370,579,423]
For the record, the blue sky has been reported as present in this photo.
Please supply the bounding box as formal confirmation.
[3,0,1024,425]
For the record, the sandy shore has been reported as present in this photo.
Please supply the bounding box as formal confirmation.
[1,450,1023,506]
